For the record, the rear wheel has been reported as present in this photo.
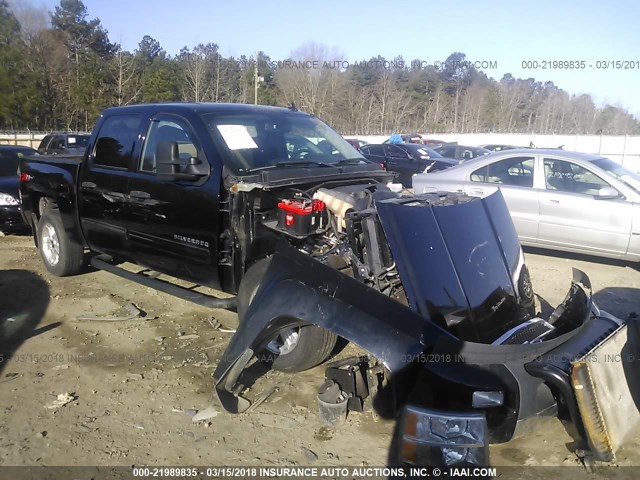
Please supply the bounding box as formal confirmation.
[37,208,84,276]
[238,259,337,372]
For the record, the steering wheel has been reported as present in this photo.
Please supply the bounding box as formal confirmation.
[291,147,312,160]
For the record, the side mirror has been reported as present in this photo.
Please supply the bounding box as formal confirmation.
[156,141,180,176]
[156,141,208,180]
[596,186,620,199]
[184,156,209,176]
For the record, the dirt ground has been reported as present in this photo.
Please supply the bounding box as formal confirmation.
[1,233,640,474]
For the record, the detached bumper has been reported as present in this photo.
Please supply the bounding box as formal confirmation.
[0,205,27,231]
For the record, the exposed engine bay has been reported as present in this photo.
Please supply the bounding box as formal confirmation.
[257,181,432,307]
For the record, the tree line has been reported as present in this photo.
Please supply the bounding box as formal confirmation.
[1,0,638,135]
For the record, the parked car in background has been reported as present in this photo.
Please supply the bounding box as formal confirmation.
[480,144,519,152]
[383,133,425,144]
[361,143,458,187]
[344,138,368,151]
[0,145,36,231]
[413,148,640,261]
[423,139,447,148]
[400,133,424,144]
[37,132,90,156]
[434,143,492,161]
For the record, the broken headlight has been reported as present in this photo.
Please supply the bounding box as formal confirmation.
[400,405,489,466]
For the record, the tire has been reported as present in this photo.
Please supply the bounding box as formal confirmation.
[238,259,338,373]
[518,264,536,315]
[37,208,84,277]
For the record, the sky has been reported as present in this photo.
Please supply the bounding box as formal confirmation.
[38,0,640,116]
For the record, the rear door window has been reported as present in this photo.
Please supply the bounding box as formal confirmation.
[93,115,141,169]
[471,156,534,187]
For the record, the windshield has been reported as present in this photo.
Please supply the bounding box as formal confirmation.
[68,135,90,148]
[413,145,443,158]
[0,149,35,176]
[203,111,366,174]
[593,158,640,193]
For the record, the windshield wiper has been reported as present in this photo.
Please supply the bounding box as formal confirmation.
[335,158,366,165]
[247,160,339,173]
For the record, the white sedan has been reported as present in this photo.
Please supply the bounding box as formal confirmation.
[412,149,640,262]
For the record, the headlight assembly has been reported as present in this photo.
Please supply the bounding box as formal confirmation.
[400,405,489,466]
[0,193,19,206]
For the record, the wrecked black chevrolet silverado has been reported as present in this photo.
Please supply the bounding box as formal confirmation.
[19,103,639,466]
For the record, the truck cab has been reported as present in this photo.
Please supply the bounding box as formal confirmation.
[37,133,91,156]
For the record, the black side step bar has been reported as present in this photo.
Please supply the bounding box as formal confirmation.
[90,255,237,311]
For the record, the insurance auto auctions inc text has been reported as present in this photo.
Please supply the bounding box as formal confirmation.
[238,59,498,70]
[197,466,498,478]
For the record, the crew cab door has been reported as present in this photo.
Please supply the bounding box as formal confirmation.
[384,145,414,186]
[125,113,221,288]
[78,113,143,257]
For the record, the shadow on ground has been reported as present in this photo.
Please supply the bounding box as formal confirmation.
[594,287,640,320]
[0,269,53,376]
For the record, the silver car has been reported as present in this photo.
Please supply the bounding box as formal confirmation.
[412,149,640,261]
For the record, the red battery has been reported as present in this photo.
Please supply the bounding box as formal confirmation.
[277,198,325,235]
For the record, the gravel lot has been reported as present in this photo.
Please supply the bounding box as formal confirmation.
[1,234,639,475]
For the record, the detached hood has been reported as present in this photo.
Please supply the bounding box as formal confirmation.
[375,190,534,344]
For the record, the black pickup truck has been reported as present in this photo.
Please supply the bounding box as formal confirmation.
[19,103,638,466]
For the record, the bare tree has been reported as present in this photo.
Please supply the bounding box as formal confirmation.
[7,0,49,45]
[180,45,209,102]
[275,42,345,117]
[111,47,140,105]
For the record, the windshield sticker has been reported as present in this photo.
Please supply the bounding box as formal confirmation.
[68,137,76,144]
[216,125,258,150]
[417,148,428,155]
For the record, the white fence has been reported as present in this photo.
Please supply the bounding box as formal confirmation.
[0,132,48,149]
[346,133,640,172]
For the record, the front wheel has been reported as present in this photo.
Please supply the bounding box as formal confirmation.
[261,324,337,373]
[238,259,337,372]
[37,208,84,276]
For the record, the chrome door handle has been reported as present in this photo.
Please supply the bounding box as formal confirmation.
[103,192,126,200]
[81,181,96,189]
[129,190,151,200]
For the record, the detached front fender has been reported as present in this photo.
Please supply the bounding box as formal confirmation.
[213,246,457,413]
